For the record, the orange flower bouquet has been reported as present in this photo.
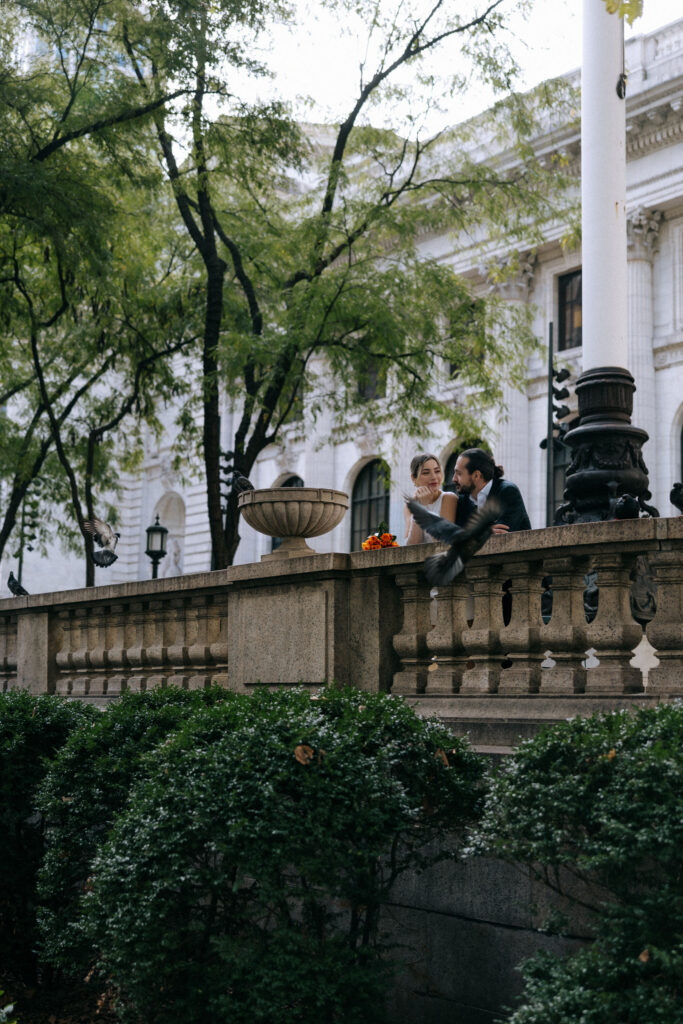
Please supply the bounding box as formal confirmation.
[362,521,399,550]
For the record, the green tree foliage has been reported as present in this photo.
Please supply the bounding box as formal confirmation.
[2,0,577,571]
[477,703,683,1024]
[0,691,97,982]
[117,0,576,566]
[82,687,486,1023]
[0,1,201,581]
[603,0,644,23]
[37,685,238,975]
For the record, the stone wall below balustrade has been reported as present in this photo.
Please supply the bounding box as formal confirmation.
[2,517,681,1023]
[1,517,681,747]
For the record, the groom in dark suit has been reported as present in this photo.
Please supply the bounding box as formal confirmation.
[453,448,531,533]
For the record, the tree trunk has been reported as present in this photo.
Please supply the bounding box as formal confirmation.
[203,255,228,568]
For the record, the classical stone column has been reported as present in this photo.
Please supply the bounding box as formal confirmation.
[581,1,627,368]
[560,2,654,522]
[627,207,663,450]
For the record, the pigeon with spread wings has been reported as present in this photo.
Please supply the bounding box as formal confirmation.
[405,497,501,585]
[84,518,120,567]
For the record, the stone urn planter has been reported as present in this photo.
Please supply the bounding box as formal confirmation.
[238,487,349,560]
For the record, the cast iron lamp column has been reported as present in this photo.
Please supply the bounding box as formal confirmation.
[560,0,657,522]
[145,515,168,579]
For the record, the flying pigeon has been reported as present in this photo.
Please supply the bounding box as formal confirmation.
[83,518,119,567]
[232,474,254,494]
[404,497,502,585]
[7,572,29,596]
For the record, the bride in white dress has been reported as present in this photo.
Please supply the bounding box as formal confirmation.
[404,453,458,545]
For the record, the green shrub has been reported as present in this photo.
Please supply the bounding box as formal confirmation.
[477,703,683,1024]
[84,687,486,1024]
[37,685,239,975]
[0,690,96,981]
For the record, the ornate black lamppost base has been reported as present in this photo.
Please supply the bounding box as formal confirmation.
[555,366,659,524]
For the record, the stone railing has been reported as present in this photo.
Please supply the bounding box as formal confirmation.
[1,518,681,745]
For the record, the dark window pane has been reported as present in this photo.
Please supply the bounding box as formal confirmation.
[351,460,390,549]
[357,360,386,401]
[558,269,582,351]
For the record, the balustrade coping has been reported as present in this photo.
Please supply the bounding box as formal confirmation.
[0,517,680,613]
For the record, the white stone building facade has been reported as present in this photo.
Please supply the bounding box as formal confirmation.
[9,17,683,591]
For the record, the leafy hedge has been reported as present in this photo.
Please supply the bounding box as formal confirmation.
[37,685,238,975]
[478,703,683,1024]
[82,687,486,1024]
[0,690,97,981]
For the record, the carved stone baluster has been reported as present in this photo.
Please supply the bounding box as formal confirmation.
[0,613,18,692]
[583,553,643,694]
[69,608,92,697]
[207,596,228,689]
[498,559,545,694]
[106,602,131,695]
[166,598,190,688]
[646,546,683,695]
[0,614,6,692]
[460,563,502,694]
[392,571,433,695]
[538,556,588,694]
[54,609,74,695]
[6,614,18,690]
[187,596,212,690]
[146,599,171,689]
[125,601,150,692]
[88,605,109,698]
[424,582,471,694]
[185,593,209,688]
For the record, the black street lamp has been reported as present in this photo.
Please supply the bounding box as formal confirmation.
[145,515,168,579]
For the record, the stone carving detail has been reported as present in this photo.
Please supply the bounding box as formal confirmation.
[482,251,537,301]
[583,570,599,623]
[159,455,179,491]
[629,556,657,627]
[627,207,663,262]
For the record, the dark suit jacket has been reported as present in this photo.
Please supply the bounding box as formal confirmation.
[488,477,531,532]
[455,492,477,527]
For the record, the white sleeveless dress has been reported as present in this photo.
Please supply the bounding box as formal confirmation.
[405,491,444,544]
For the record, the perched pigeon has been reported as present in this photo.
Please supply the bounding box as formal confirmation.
[83,518,119,567]
[8,572,29,596]
[671,482,683,515]
[614,493,640,520]
[232,474,254,494]
[405,497,502,586]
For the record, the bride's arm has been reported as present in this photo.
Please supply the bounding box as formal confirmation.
[404,502,424,545]
[440,491,457,524]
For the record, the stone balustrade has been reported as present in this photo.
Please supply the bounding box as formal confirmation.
[1,518,681,744]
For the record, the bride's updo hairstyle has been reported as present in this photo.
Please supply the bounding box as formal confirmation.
[410,453,442,481]
[459,448,503,482]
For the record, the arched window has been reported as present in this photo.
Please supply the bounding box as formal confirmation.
[271,475,304,551]
[351,460,390,550]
